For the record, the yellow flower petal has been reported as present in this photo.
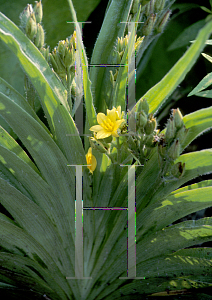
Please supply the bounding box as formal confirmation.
[89,125,103,132]
[86,147,97,174]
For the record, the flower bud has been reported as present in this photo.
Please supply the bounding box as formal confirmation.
[173,108,183,129]
[70,31,77,50]
[20,4,33,30]
[175,126,189,144]
[156,9,171,33]
[168,139,181,160]
[145,134,154,147]
[40,46,49,62]
[137,110,147,127]
[131,0,139,14]
[49,53,58,71]
[165,119,176,141]
[64,45,75,68]
[142,13,157,36]
[140,98,149,116]
[25,13,37,40]
[57,40,66,59]
[171,162,185,178]
[154,0,166,13]
[144,117,157,135]
[34,0,43,23]
[110,70,114,84]
[34,23,45,48]
[89,138,108,153]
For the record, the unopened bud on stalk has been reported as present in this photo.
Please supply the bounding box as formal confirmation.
[165,119,176,141]
[89,138,108,153]
[40,46,49,62]
[64,45,75,68]
[145,134,154,147]
[142,13,157,36]
[137,110,147,127]
[25,13,37,39]
[175,126,189,144]
[34,0,43,23]
[34,23,44,48]
[141,0,152,6]
[137,98,149,115]
[171,162,185,178]
[70,31,77,49]
[168,139,181,160]
[49,53,58,71]
[20,4,33,30]
[131,0,139,14]
[144,117,157,135]
[154,0,166,13]
[57,40,66,59]
[156,9,171,33]
[172,108,183,129]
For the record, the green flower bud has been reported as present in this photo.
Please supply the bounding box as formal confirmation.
[156,9,171,33]
[141,0,151,6]
[89,137,108,153]
[138,110,147,127]
[171,162,185,178]
[173,108,183,129]
[158,144,166,157]
[34,23,44,48]
[116,51,122,64]
[34,0,43,23]
[131,0,139,14]
[145,134,154,147]
[20,4,33,30]
[110,70,114,84]
[154,0,166,13]
[175,126,189,144]
[49,53,58,71]
[70,31,77,49]
[40,46,49,62]
[64,45,75,68]
[165,119,176,141]
[141,98,149,115]
[57,40,66,59]
[142,13,157,36]
[25,13,37,40]
[168,139,181,160]
[144,117,157,135]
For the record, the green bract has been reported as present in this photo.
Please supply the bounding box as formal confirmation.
[0,0,212,299]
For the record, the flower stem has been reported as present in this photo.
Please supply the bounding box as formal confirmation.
[116,137,120,163]
[67,67,72,113]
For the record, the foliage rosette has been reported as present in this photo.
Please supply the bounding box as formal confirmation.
[0,0,212,299]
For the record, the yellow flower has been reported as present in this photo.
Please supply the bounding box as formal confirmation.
[86,147,97,174]
[90,106,125,139]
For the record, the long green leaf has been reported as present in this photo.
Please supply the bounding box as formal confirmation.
[182,107,212,149]
[0,220,73,299]
[137,186,212,242]
[137,218,212,263]
[188,72,212,96]
[132,19,212,115]
[0,144,76,261]
[0,12,85,165]
[0,126,39,174]
[0,253,67,300]
[0,77,50,135]
[0,92,77,279]
[89,0,133,113]
[67,0,96,129]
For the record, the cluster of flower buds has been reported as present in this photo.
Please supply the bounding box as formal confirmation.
[19,1,45,49]
[140,0,171,36]
[122,98,159,163]
[49,33,76,80]
[110,34,144,86]
[158,108,189,162]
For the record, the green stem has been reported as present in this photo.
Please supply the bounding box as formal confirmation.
[116,136,120,163]
[67,67,72,113]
